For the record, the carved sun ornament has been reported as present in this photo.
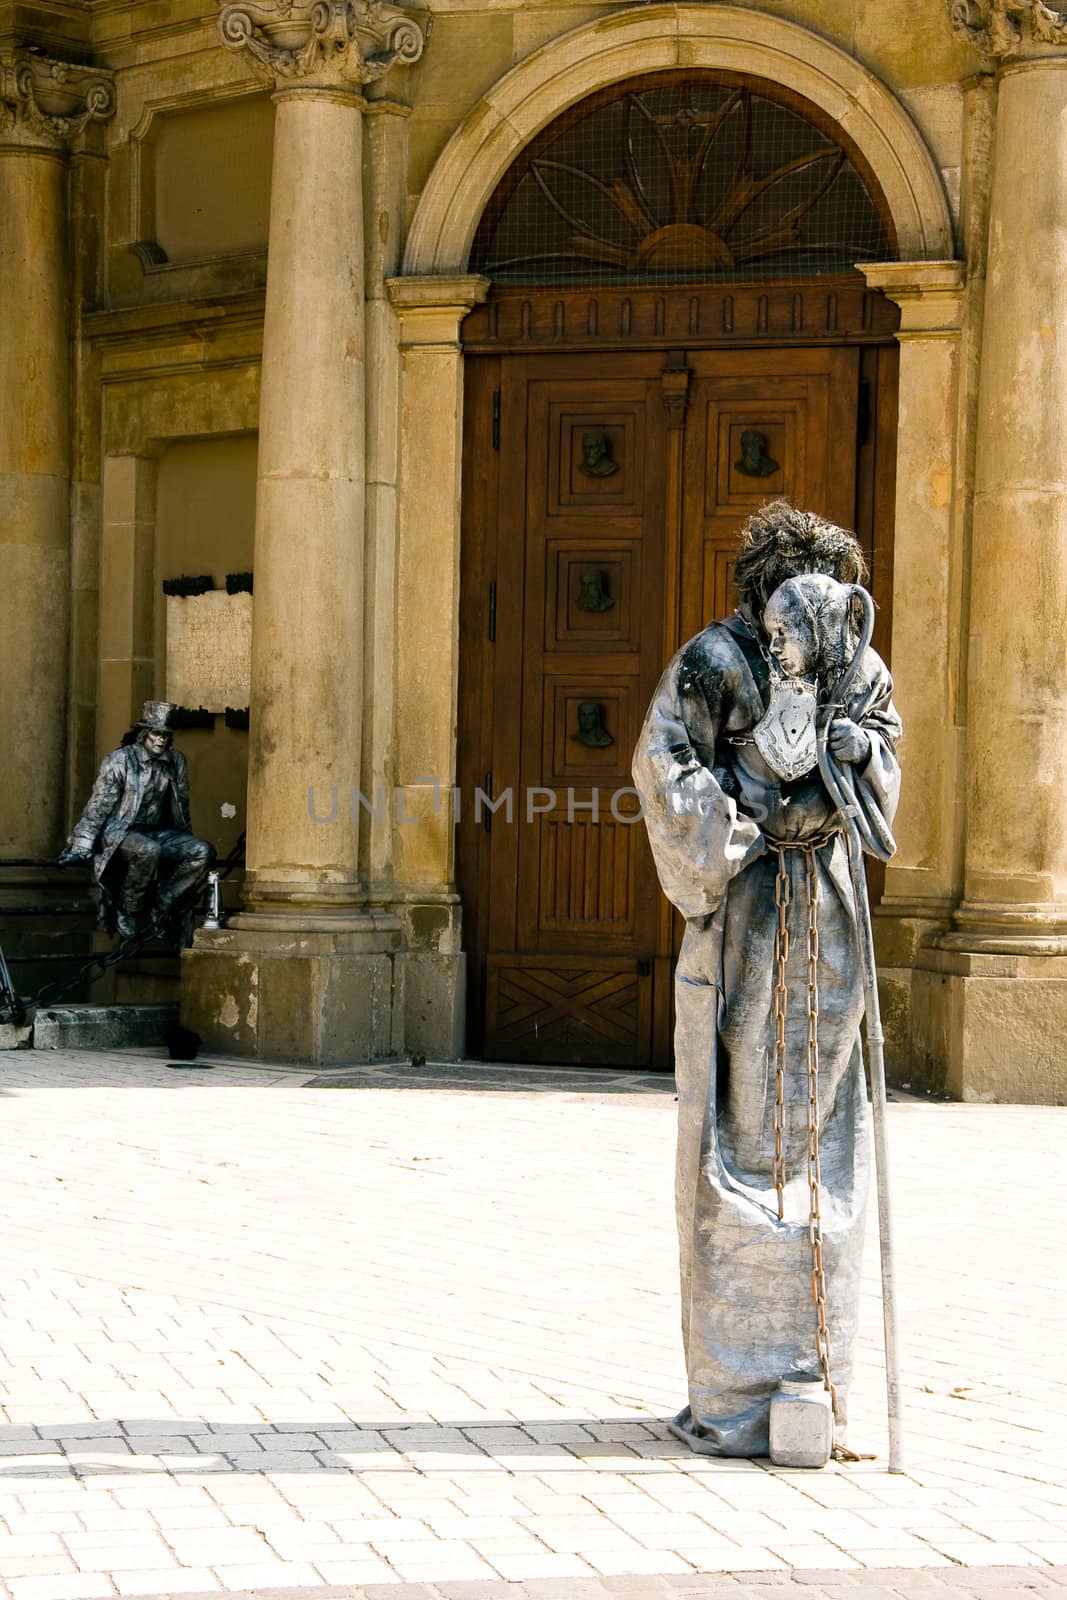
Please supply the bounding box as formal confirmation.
[475,79,891,284]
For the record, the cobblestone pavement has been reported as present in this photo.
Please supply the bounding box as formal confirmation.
[0,1051,1063,1600]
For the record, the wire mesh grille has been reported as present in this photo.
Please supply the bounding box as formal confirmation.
[471,74,893,286]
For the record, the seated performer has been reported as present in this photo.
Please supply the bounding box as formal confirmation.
[57,700,216,945]
[632,501,901,1458]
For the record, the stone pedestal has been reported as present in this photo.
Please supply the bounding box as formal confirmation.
[181,1,425,1063]
[183,914,404,1061]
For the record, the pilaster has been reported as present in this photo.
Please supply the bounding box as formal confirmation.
[855,263,965,1076]
[384,273,489,1057]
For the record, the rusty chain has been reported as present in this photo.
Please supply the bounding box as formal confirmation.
[770,839,840,1426]
[771,852,790,1219]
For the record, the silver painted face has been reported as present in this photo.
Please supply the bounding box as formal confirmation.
[763,589,818,679]
[142,731,168,757]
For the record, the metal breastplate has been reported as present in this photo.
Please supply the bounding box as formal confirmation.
[752,675,819,781]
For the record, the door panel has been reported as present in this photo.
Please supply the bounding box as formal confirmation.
[458,328,895,1068]
[486,356,667,1065]
[681,349,860,639]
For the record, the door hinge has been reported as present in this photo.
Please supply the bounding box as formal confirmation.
[488,579,497,643]
[491,387,501,451]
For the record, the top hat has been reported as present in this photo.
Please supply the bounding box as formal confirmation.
[136,700,177,733]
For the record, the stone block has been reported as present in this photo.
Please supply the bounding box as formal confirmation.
[402,950,466,1060]
[32,1002,178,1051]
[411,12,515,114]
[181,921,405,1063]
[0,1018,33,1050]
[876,967,913,1087]
[911,949,1067,1103]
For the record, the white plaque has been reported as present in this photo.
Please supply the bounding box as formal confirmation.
[165,590,252,713]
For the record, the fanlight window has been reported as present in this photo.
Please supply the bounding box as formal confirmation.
[471,75,894,285]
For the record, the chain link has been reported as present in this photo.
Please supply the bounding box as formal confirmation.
[770,839,840,1425]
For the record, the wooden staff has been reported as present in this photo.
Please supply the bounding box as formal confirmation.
[815,585,904,1474]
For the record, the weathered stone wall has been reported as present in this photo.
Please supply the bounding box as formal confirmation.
[3,0,1064,1095]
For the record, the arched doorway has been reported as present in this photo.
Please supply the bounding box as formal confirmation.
[455,69,903,1068]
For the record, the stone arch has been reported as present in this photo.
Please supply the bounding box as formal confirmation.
[403,3,954,275]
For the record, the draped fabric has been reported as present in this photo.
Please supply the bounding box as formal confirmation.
[633,613,901,1455]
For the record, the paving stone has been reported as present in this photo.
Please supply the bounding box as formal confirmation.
[0,1055,1064,1597]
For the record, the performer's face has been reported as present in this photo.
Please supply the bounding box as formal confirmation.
[143,731,169,757]
[763,590,817,677]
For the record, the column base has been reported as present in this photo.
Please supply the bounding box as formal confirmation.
[873,901,954,1086]
[910,944,1067,1104]
[180,913,404,1064]
[388,894,465,1060]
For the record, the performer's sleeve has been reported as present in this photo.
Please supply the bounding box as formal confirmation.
[67,753,123,853]
[842,649,902,862]
[173,752,192,833]
[632,656,764,919]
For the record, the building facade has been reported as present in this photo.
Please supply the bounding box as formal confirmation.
[1,0,1065,1100]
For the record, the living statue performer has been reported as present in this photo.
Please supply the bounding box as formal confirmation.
[632,500,901,1457]
[57,700,216,946]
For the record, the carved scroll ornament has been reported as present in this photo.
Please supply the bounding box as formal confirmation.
[218,0,426,89]
[0,53,114,148]
[951,0,1067,55]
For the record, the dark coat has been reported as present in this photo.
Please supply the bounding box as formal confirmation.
[66,744,191,882]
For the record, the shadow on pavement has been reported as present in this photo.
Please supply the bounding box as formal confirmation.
[0,1054,677,1095]
[0,1416,713,1477]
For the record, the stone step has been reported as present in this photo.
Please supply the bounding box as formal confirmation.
[30,1002,179,1052]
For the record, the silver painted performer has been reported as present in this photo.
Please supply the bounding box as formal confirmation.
[632,501,901,1457]
[57,700,216,946]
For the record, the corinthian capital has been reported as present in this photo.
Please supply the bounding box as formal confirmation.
[951,0,1067,56]
[0,52,115,149]
[218,0,426,90]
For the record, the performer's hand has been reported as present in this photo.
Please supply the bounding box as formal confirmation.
[56,846,90,867]
[668,763,720,818]
[828,717,871,766]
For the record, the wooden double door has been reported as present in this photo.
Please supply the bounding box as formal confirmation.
[459,331,896,1069]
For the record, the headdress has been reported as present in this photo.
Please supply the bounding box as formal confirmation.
[734,499,867,613]
[136,701,177,733]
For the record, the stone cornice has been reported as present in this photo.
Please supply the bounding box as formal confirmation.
[386,273,490,344]
[859,260,966,335]
[217,0,426,92]
[0,49,114,149]
[951,0,1067,58]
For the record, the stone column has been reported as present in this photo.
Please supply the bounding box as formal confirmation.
[0,57,113,1023]
[0,56,113,859]
[858,262,966,1074]
[928,1,1067,1101]
[385,275,489,1056]
[182,0,425,1062]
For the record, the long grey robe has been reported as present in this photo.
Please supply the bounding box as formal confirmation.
[632,613,901,1455]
